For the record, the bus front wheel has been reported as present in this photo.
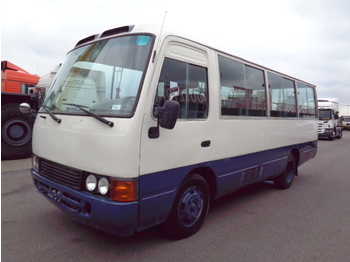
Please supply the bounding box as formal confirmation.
[274,154,296,189]
[162,174,210,239]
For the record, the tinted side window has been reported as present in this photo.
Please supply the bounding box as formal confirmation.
[219,55,266,117]
[268,72,297,117]
[154,58,208,119]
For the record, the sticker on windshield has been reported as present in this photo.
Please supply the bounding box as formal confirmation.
[111,105,121,110]
[169,87,180,100]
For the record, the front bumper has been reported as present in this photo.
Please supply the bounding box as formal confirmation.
[31,169,139,237]
[318,128,334,138]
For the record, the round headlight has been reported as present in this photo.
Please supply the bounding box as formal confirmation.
[86,175,97,191]
[98,177,109,195]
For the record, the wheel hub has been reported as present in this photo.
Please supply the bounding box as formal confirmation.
[178,186,203,227]
[2,119,31,146]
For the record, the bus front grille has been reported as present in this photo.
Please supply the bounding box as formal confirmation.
[39,159,82,190]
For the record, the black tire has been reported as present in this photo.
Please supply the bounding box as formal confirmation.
[274,154,296,189]
[337,129,342,139]
[161,174,210,239]
[1,103,34,160]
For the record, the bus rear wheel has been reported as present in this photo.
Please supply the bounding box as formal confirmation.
[161,174,210,239]
[274,154,296,189]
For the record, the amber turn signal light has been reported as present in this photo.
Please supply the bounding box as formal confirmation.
[110,180,137,202]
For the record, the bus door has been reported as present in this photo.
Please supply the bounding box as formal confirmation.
[138,40,214,230]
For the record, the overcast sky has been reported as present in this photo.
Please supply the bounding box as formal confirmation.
[2,0,350,115]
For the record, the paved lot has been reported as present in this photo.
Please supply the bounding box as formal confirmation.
[1,157,31,172]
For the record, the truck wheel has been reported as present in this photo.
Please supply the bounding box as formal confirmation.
[274,154,296,189]
[1,104,34,160]
[337,129,342,139]
[161,174,210,239]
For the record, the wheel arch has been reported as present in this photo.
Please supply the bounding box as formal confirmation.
[186,166,217,201]
[290,148,300,176]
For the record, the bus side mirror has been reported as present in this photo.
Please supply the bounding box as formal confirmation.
[155,100,179,129]
[149,100,179,139]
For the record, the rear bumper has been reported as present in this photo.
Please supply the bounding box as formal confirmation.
[31,169,139,237]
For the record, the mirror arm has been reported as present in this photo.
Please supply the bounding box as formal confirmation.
[148,110,161,139]
[148,119,160,139]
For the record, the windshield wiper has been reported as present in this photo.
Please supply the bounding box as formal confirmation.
[63,103,114,127]
[42,106,62,124]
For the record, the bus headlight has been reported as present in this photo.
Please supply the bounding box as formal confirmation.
[98,177,109,195]
[86,174,97,191]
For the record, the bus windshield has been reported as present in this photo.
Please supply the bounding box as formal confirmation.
[42,34,153,117]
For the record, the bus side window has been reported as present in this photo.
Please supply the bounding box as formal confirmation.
[297,82,316,118]
[267,72,297,118]
[218,55,266,117]
[154,57,208,119]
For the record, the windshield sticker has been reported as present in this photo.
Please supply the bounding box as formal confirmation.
[112,105,122,110]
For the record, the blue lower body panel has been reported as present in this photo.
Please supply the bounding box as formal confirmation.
[31,169,138,237]
[137,141,317,232]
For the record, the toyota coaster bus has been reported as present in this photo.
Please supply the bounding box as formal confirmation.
[28,24,318,239]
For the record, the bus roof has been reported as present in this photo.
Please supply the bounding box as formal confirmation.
[72,24,315,88]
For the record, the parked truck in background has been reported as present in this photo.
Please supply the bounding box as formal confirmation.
[318,98,342,140]
[1,60,41,160]
[341,116,350,131]
[36,63,60,93]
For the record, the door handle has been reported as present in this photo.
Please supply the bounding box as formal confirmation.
[201,140,211,147]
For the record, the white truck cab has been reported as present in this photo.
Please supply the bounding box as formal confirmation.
[318,98,342,140]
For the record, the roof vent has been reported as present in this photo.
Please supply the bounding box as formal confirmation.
[100,25,135,38]
[75,34,98,47]
[74,25,135,48]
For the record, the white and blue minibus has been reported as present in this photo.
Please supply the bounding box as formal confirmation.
[29,24,318,239]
